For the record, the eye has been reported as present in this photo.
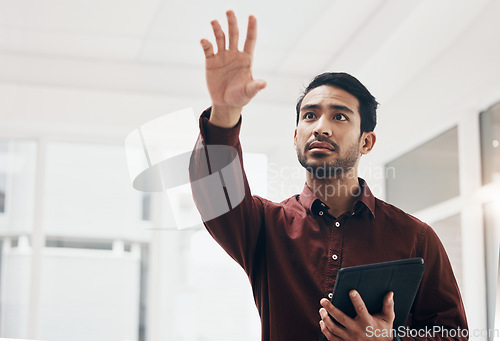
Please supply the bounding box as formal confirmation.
[303,112,316,120]
[334,114,347,121]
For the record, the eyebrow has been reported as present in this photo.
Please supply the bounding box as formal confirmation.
[300,104,354,114]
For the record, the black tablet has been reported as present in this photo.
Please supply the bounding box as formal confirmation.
[329,258,426,328]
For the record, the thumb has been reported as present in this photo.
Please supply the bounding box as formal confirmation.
[382,291,395,322]
[246,79,267,98]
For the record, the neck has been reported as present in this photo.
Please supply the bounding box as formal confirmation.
[306,167,361,218]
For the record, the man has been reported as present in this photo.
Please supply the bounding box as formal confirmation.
[189,10,468,341]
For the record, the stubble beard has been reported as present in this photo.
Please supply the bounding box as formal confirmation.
[297,142,360,179]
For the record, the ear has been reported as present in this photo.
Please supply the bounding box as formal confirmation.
[294,128,297,148]
[360,131,376,155]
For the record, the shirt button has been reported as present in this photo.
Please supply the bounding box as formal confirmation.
[332,254,338,260]
[328,293,333,299]
[319,211,324,216]
[335,222,340,227]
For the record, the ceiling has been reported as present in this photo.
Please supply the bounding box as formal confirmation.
[1,0,500,165]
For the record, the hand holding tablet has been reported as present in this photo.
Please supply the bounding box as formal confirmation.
[320,258,426,340]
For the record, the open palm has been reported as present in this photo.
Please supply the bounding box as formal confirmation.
[201,11,266,123]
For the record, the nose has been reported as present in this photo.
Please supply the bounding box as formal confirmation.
[313,116,332,137]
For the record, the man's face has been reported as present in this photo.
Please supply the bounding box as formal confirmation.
[294,85,374,178]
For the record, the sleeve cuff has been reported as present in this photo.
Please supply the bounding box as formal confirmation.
[199,107,242,146]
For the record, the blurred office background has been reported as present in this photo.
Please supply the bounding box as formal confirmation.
[0,0,499,340]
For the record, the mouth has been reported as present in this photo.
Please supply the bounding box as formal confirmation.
[308,141,335,152]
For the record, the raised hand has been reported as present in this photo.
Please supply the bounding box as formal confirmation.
[201,10,266,128]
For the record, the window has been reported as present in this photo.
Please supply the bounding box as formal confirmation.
[480,102,500,185]
[483,190,500,339]
[385,127,460,214]
[0,140,7,213]
[0,139,37,233]
[432,214,463,289]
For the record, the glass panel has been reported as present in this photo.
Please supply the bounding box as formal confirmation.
[138,244,148,341]
[385,127,460,213]
[432,214,463,290]
[0,137,267,340]
[154,152,267,340]
[37,247,141,341]
[484,201,500,340]
[0,139,37,234]
[0,141,38,338]
[480,102,500,185]
[496,253,500,341]
[45,238,113,251]
[141,193,151,221]
[0,140,7,213]
[43,141,150,240]
[186,229,261,340]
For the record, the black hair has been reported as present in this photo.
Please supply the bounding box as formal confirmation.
[295,72,378,133]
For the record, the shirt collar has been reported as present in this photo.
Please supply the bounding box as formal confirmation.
[298,178,376,218]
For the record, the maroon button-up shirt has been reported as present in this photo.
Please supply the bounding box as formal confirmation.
[190,109,468,341]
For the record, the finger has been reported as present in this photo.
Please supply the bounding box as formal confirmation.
[319,320,333,340]
[211,20,226,53]
[245,79,266,99]
[319,308,348,340]
[200,39,214,58]
[319,320,342,341]
[226,10,239,50]
[349,290,370,323]
[381,291,395,322]
[243,15,257,55]
[320,298,353,330]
